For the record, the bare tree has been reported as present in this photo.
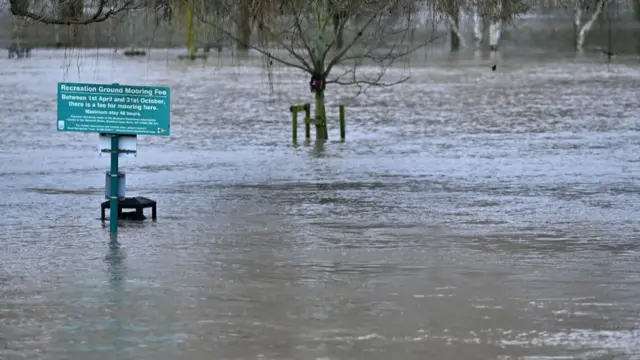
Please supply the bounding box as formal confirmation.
[473,0,531,51]
[571,0,614,51]
[440,0,469,50]
[235,0,252,51]
[177,0,444,139]
[7,0,162,48]
[437,0,530,52]
[9,0,146,24]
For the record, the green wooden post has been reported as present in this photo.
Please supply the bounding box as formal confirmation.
[339,105,345,141]
[109,135,119,234]
[304,104,311,140]
[290,106,298,144]
[290,104,312,143]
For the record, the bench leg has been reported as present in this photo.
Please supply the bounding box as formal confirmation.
[101,206,105,221]
[152,205,157,220]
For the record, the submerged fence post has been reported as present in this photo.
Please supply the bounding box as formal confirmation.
[291,103,354,143]
[290,104,311,144]
[339,105,345,141]
[304,104,311,140]
[290,106,298,144]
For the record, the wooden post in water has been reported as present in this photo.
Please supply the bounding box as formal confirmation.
[290,104,311,144]
[339,105,345,141]
[290,106,298,144]
[292,103,348,143]
[304,104,311,140]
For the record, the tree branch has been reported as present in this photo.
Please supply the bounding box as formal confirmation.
[192,4,313,73]
[327,77,409,87]
[322,4,443,96]
[291,7,317,68]
[442,8,467,48]
[322,8,381,77]
[9,0,141,25]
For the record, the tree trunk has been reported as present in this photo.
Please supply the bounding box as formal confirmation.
[54,0,83,46]
[187,3,197,57]
[488,23,501,51]
[54,25,61,46]
[574,4,581,50]
[446,9,466,51]
[11,15,25,49]
[488,1,502,52]
[10,0,28,49]
[314,89,327,140]
[71,0,83,46]
[128,12,136,49]
[472,5,482,48]
[332,14,344,50]
[449,3,460,51]
[236,0,252,52]
[631,0,640,20]
[575,0,611,51]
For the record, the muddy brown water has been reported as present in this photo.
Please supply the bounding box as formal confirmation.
[0,49,639,360]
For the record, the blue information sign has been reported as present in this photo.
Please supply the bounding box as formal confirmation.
[57,82,170,136]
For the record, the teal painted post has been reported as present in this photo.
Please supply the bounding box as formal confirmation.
[110,135,119,233]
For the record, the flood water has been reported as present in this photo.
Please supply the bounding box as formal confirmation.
[1,49,639,360]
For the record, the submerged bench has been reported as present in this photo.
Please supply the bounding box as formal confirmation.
[101,196,157,221]
[123,49,146,57]
[8,47,31,59]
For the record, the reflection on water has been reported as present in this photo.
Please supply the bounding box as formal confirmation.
[0,50,639,359]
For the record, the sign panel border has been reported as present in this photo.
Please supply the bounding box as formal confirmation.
[57,82,171,136]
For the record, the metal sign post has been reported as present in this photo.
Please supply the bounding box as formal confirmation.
[56,81,171,240]
[109,135,120,233]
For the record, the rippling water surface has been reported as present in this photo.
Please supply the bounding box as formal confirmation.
[1,49,639,360]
